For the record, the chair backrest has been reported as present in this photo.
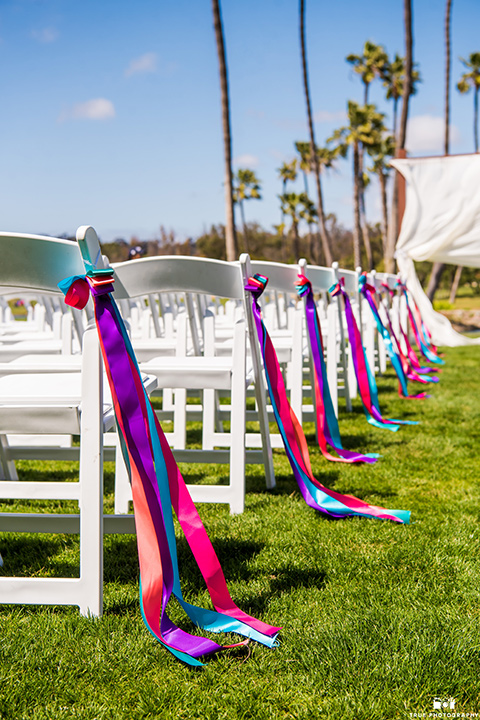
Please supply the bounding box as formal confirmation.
[112,255,245,301]
[0,232,84,294]
[298,259,335,291]
[248,259,300,294]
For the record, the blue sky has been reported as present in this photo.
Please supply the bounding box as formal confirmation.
[0,0,479,244]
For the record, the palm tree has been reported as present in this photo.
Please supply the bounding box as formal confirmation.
[382,54,421,143]
[279,191,316,260]
[346,42,389,271]
[212,0,237,261]
[299,0,332,266]
[233,168,261,254]
[385,0,414,274]
[294,142,340,191]
[457,52,480,152]
[330,102,385,269]
[366,133,395,258]
[277,160,298,260]
[427,0,453,301]
[452,52,480,303]
[295,141,342,263]
[346,40,389,104]
[277,159,298,195]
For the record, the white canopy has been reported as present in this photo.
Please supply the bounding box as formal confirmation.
[391,154,480,346]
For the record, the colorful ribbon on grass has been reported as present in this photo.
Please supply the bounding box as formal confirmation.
[359,274,428,400]
[245,273,409,524]
[397,281,444,366]
[59,270,279,666]
[295,273,378,464]
[329,279,417,432]
[379,284,439,387]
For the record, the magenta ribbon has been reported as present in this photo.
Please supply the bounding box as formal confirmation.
[330,279,418,431]
[245,274,410,524]
[379,284,439,386]
[295,274,378,464]
[59,271,279,666]
[397,281,444,366]
[359,274,428,400]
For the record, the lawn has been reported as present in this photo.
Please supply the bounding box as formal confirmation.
[1,344,480,720]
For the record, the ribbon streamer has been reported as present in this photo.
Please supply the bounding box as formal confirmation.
[329,279,417,432]
[398,281,444,366]
[59,272,279,666]
[245,274,410,524]
[359,274,428,400]
[379,284,439,386]
[295,274,378,464]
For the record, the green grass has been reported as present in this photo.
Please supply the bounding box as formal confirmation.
[1,346,480,719]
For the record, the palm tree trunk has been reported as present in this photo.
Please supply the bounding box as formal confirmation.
[280,180,288,261]
[302,171,314,256]
[444,0,453,155]
[360,198,373,270]
[449,265,462,304]
[385,0,413,273]
[212,0,238,262]
[427,0,452,299]
[474,88,478,153]
[378,169,389,257]
[292,220,301,261]
[358,151,373,270]
[299,0,332,266]
[426,261,446,301]
[353,141,362,269]
[398,0,413,149]
[239,199,250,254]
[393,97,398,145]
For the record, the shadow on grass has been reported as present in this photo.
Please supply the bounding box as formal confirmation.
[0,535,79,577]
[239,566,328,617]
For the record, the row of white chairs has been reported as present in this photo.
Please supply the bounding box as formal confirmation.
[0,227,401,617]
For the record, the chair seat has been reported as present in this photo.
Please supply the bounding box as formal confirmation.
[140,356,235,390]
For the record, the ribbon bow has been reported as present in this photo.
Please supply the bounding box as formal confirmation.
[58,268,115,309]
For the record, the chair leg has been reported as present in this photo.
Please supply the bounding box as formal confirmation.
[228,320,246,514]
[0,434,18,481]
[112,434,132,514]
[78,326,104,617]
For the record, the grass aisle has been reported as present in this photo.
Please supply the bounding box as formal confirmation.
[1,345,480,719]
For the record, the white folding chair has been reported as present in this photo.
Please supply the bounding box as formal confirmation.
[244,259,307,443]
[0,231,145,616]
[107,247,275,516]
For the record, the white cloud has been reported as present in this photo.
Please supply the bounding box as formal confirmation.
[125,52,157,78]
[314,109,347,123]
[406,114,461,153]
[233,154,259,168]
[58,98,115,123]
[31,27,58,44]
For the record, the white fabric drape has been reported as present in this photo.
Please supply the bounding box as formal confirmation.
[391,154,480,346]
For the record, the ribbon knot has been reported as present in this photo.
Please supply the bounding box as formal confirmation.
[58,268,115,309]
[328,276,345,297]
[359,274,376,295]
[295,273,312,298]
[244,273,268,296]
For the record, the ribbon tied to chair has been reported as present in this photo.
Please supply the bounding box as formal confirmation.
[245,273,410,524]
[358,274,428,400]
[295,273,378,464]
[329,278,417,431]
[379,283,439,385]
[396,280,444,366]
[59,268,280,666]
